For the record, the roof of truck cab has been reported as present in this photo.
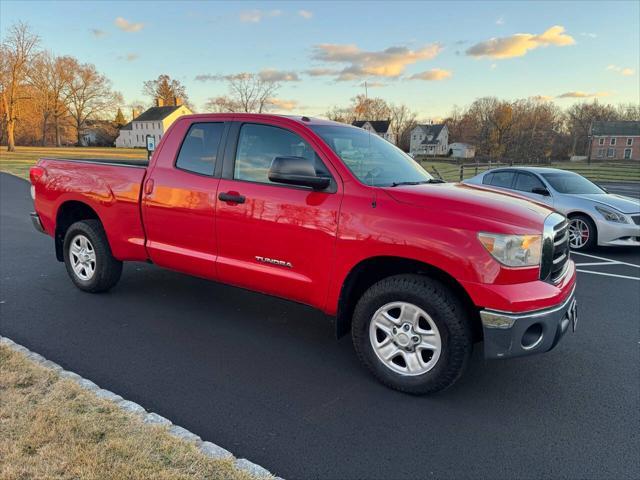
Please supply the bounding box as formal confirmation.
[177,113,350,127]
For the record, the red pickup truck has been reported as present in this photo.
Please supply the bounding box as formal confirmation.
[29,114,577,394]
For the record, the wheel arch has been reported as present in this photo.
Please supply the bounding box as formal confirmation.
[335,256,481,340]
[54,201,103,261]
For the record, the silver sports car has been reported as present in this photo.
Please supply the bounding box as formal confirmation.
[464,167,640,250]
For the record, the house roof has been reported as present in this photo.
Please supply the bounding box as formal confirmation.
[352,120,391,133]
[133,105,184,122]
[415,123,446,139]
[591,121,640,136]
[119,121,132,131]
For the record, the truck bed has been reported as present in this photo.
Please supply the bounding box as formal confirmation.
[33,157,149,261]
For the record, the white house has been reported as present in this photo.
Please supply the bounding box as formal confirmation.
[352,120,395,144]
[115,101,192,148]
[449,142,476,158]
[409,124,448,156]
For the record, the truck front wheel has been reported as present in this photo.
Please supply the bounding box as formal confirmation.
[63,220,122,292]
[352,274,472,395]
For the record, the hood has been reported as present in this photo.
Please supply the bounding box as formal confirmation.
[569,193,640,214]
[383,183,553,232]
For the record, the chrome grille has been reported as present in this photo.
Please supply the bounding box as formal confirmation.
[540,213,570,284]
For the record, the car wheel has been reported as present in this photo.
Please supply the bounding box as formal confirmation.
[63,220,123,292]
[351,274,472,395]
[568,215,597,251]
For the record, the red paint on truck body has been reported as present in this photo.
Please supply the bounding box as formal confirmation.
[31,113,576,318]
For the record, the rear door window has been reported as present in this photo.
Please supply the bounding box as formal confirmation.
[489,171,515,188]
[175,123,225,176]
[514,172,545,192]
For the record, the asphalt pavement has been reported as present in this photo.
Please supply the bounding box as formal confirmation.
[1,172,639,480]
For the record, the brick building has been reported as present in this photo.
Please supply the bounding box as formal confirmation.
[588,121,639,161]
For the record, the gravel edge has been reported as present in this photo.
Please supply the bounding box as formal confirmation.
[0,335,282,480]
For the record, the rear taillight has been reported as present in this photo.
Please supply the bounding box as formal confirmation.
[29,166,45,184]
[29,166,45,201]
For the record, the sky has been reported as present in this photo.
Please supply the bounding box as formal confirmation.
[2,0,639,120]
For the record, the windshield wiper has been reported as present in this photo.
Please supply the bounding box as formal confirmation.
[389,179,446,187]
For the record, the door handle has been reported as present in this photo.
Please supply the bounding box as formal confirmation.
[218,192,246,204]
[144,178,154,195]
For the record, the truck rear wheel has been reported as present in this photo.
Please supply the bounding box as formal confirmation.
[352,274,472,395]
[63,220,122,292]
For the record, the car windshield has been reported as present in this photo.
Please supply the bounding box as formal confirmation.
[541,171,605,194]
[311,125,433,187]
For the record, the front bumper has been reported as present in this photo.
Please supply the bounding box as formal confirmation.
[30,212,45,233]
[595,217,640,247]
[480,286,577,359]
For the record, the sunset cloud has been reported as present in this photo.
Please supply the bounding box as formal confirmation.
[298,10,313,19]
[239,9,282,23]
[305,68,340,77]
[311,43,442,80]
[466,25,575,59]
[556,91,610,99]
[408,68,453,81]
[606,65,635,76]
[268,98,299,111]
[115,17,144,32]
[118,53,139,62]
[259,69,300,82]
[531,95,553,102]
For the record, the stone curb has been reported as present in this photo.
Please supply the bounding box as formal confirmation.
[0,335,280,479]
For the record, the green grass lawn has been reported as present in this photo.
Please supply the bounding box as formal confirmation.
[0,146,147,180]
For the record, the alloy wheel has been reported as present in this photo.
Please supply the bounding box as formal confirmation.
[69,234,96,280]
[369,301,442,376]
[568,218,590,249]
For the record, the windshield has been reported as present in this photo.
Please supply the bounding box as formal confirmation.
[311,125,433,186]
[541,171,605,194]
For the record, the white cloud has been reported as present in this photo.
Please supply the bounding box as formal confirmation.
[259,69,300,82]
[268,98,299,111]
[115,17,144,32]
[466,25,575,59]
[580,32,597,38]
[408,68,453,81]
[118,53,139,61]
[496,16,505,25]
[607,65,635,76]
[312,43,442,80]
[90,29,107,38]
[239,9,282,23]
[556,91,611,99]
[298,10,313,19]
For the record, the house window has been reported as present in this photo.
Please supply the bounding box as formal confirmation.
[610,137,616,145]
[627,138,633,146]
[597,148,605,158]
[624,148,632,159]
[598,138,605,145]
[607,148,615,158]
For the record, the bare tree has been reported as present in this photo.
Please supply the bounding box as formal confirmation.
[28,52,76,146]
[389,103,417,148]
[0,22,40,151]
[565,101,617,156]
[205,74,279,113]
[67,63,118,145]
[143,74,189,106]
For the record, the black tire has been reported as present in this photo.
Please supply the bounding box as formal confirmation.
[63,220,122,292]
[352,274,472,395]
[568,214,597,251]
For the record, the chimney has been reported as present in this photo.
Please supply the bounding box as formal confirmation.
[156,97,165,107]
[131,108,139,120]
[173,96,183,106]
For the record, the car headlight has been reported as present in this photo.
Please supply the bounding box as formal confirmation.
[478,233,542,267]
[595,206,628,223]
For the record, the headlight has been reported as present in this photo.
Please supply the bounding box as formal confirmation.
[478,233,542,267]
[595,206,627,223]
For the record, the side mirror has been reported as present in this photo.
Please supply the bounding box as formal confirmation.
[268,156,330,191]
[532,187,550,196]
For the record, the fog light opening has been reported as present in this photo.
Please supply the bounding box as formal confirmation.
[522,323,544,350]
